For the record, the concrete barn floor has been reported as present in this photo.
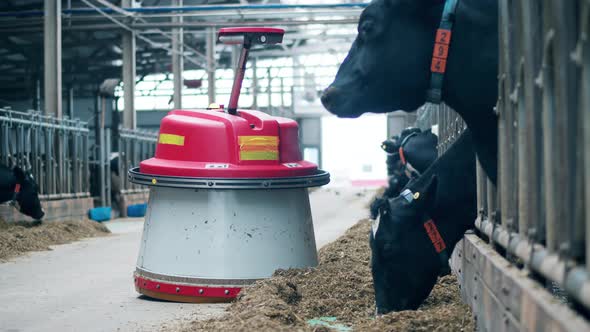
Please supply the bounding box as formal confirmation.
[0,186,374,332]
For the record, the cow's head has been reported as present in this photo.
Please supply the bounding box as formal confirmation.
[370,175,441,314]
[401,129,438,174]
[322,0,444,117]
[13,167,45,220]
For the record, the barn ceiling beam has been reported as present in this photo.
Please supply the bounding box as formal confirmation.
[0,3,367,19]
[79,0,207,69]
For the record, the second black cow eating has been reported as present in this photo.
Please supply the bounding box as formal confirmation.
[370,130,476,313]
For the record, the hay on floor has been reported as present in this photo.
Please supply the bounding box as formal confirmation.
[0,218,110,261]
[176,220,474,332]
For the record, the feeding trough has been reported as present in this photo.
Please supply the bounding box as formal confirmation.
[129,27,330,303]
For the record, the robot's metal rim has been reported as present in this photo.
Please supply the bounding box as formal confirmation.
[135,267,260,287]
[128,167,330,189]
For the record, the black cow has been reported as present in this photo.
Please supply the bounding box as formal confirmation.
[398,129,438,177]
[0,164,45,220]
[385,128,438,196]
[382,127,421,176]
[371,128,438,218]
[370,130,475,313]
[382,130,413,196]
[321,0,498,184]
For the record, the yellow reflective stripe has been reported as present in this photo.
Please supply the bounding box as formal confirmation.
[240,151,279,161]
[238,136,279,146]
[238,136,279,161]
[159,133,185,146]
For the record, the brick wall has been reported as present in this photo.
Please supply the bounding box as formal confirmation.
[0,197,94,222]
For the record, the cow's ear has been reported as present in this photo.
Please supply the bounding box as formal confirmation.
[13,166,25,181]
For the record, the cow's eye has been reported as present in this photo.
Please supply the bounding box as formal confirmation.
[359,19,376,40]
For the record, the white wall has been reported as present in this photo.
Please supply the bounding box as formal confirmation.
[321,114,388,186]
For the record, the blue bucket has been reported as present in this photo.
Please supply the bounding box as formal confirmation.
[127,203,147,218]
[88,207,112,222]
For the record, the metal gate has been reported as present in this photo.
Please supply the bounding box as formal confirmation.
[412,1,590,329]
[0,107,90,199]
[475,0,588,314]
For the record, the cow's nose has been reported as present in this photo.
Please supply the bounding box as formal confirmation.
[321,86,339,110]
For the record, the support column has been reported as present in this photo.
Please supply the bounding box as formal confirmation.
[67,86,74,118]
[267,67,272,114]
[293,56,302,89]
[33,73,41,111]
[206,27,216,105]
[252,58,258,109]
[122,0,136,129]
[44,0,62,118]
[172,0,183,109]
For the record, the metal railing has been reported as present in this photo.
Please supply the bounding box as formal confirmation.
[0,107,90,199]
[472,0,590,311]
[414,102,466,155]
[117,127,158,194]
[0,106,158,208]
[413,2,590,316]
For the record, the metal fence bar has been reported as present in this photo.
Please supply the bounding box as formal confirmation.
[472,0,590,313]
[498,0,517,233]
[410,0,589,318]
[82,133,90,195]
[476,161,487,221]
[580,0,590,277]
[551,0,580,260]
[105,128,112,207]
[118,127,158,193]
[0,106,158,206]
[517,0,541,236]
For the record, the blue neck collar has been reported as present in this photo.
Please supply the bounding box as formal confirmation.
[426,0,460,104]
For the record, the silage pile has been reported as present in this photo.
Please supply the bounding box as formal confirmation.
[177,219,475,332]
[0,218,110,261]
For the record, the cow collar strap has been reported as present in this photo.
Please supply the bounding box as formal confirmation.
[426,0,460,104]
[11,182,21,211]
[398,133,421,177]
[400,189,451,275]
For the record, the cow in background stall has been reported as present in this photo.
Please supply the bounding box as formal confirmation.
[89,153,123,216]
[381,128,422,194]
[370,128,438,219]
[0,164,45,220]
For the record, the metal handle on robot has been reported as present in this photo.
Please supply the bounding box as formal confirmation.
[219,27,285,116]
[217,27,285,46]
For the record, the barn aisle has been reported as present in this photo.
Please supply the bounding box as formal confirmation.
[0,187,375,332]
